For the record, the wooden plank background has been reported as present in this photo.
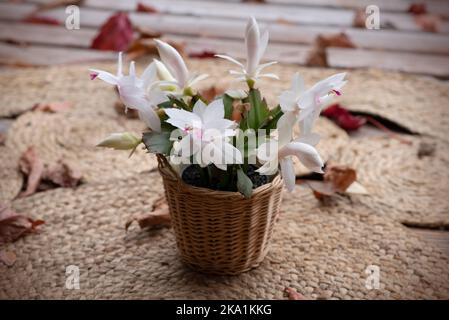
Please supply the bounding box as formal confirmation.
[0,0,448,77]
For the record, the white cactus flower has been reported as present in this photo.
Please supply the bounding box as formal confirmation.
[216,17,278,85]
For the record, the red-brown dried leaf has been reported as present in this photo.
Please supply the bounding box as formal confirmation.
[284,287,306,300]
[324,162,357,193]
[0,250,17,267]
[408,3,427,15]
[19,146,44,197]
[199,86,226,102]
[44,161,82,188]
[353,8,367,28]
[136,2,158,13]
[189,50,217,59]
[32,102,72,113]
[0,204,44,245]
[91,12,134,51]
[414,14,441,32]
[306,33,355,67]
[125,196,171,230]
[23,15,60,25]
[321,104,366,131]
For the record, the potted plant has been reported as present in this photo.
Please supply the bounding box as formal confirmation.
[91,17,347,275]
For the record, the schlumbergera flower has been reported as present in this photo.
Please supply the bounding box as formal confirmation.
[164,99,243,170]
[279,72,347,141]
[256,118,324,192]
[89,52,167,132]
[154,39,209,95]
[216,17,278,87]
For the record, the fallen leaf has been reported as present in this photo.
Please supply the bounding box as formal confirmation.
[284,287,306,300]
[19,147,82,197]
[408,3,427,15]
[44,160,82,188]
[417,141,436,158]
[114,99,139,118]
[414,14,441,32]
[0,133,5,145]
[306,33,355,67]
[125,196,171,230]
[199,86,226,102]
[353,8,367,28]
[19,146,44,198]
[91,12,134,51]
[324,162,357,192]
[322,104,366,131]
[136,2,158,13]
[36,0,83,11]
[189,50,217,59]
[22,15,60,25]
[0,204,44,245]
[32,102,72,113]
[0,250,17,267]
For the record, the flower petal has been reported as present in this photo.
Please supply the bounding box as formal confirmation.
[215,54,244,68]
[277,113,296,147]
[138,107,161,132]
[155,39,189,88]
[88,69,118,85]
[279,91,297,112]
[164,108,202,130]
[279,142,324,173]
[245,16,260,75]
[202,99,225,123]
[279,157,296,192]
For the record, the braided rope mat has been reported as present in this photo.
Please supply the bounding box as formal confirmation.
[1,172,448,299]
[0,147,23,204]
[334,136,449,227]
[3,111,157,189]
[0,63,117,118]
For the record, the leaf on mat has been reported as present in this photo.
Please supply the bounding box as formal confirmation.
[0,250,17,267]
[136,2,159,13]
[414,14,441,33]
[321,104,367,132]
[44,161,82,188]
[199,86,226,102]
[19,146,44,198]
[353,8,367,28]
[19,147,82,197]
[114,100,139,118]
[22,15,60,25]
[91,12,134,51]
[408,3,427,15]
[125,196,171,230]
[284,287,306,300]
[32,102,72,113]
[417,141,436,159]
[0,204,44,245]
[297,162,361,199]
[0,133,5,146]
[188,50,217,59]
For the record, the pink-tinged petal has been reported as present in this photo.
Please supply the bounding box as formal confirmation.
[89,72,98,80]
[279,157,296,192]
[89,69,118,85]
[332,89,341,96]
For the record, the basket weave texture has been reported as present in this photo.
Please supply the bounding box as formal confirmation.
[157,155,284,275]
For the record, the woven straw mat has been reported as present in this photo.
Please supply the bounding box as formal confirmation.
[1,171,448,299]
[0,146,23,204]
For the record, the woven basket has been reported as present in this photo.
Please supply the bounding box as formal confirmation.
[156,155,284,275]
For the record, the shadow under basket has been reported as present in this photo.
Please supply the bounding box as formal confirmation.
[157,155,284,275]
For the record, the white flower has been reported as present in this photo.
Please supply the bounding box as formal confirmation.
[216,17,278,84]
[89,53,167,132]
[154,39,208,92]
[164,99,243,170]
[279,72,347,140]
[256,116,324,192]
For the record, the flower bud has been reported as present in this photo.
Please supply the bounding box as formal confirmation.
[97,132,141,150]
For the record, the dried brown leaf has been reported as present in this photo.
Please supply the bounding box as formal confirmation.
[32,102,72,113]
[284,287,306,300]
[0,133,5,145]
[353,8,367,28]
[414,14,441,32]
[324,162,357,193]
[408,3,427,15]
[0,204,44,245]
[126,196,171,230]
[44,161,82,188]
[199,86,226,102]
[136,2,159,13]
[19,146,44,197]
[306,33,355,67]
[0,250,17,267]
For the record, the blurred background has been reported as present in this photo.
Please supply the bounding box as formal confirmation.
[0,0,448,79]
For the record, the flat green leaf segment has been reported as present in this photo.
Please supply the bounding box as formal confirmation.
[245,88,270,129]
[142,129,173,155]
[237,168,253,198]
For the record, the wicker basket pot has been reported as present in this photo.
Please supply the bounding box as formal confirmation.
[157,155,284,275]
